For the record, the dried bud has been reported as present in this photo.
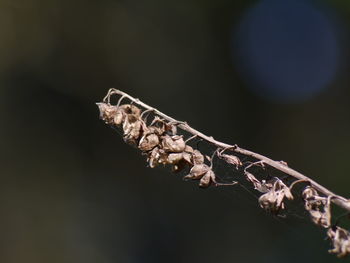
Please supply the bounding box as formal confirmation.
[327,226,350,258]
[199,169,216,188]
[302,186,331,228]
[139,133,160,152]
[184,164,210,180]
[258,179,293,213]
[220,154,242,168]
[161,135,186,153]
[245,172,271,193]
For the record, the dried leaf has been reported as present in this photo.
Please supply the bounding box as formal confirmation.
[302,186,331,228]
[258,179,293,213]
[327,226,350,258]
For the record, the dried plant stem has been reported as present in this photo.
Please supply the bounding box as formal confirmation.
[105,88,350,212]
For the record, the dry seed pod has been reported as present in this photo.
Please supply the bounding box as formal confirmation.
[327,226,350,258]
[302,186,331,228]
[192,150,204,165]
[167,152,192,165]
[182,152,192,164]
[122,104,141,117]
[151,116,177,135]
[139,133,160,152]
[147,147,160,168]
[184,145,194,153]
[161,135,186,153]
[184,164,210,180]
[220,154,242,168]
[96,103,119,124]
[167,152,192,172]
[146,125,165,136]
[113,111,125,126]
[258,179,293,213]
[245,172,271,193]
[167,153,184,164]
[199,169,216,188]
[114,104,141,126]
[147,147,167,168]
[123,117,143,145]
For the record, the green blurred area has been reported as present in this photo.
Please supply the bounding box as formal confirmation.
[0,0,349,262]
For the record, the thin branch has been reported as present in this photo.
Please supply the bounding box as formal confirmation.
[100,88,350,212]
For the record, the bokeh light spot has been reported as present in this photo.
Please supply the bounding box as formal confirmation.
[233,0,339,102]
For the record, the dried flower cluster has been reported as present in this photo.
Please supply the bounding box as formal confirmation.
[97,89,350,258]
[96,101,238,188]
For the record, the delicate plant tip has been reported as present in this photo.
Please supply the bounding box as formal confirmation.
[327,226,350,257]
[258,179,293,213]
[302,187,331,228]
[97,89,350,258]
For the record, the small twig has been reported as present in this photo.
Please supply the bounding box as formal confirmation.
[101,88,350,212]
[289,179,310,191]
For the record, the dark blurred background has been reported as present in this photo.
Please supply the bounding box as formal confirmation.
[1,0,350,262]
